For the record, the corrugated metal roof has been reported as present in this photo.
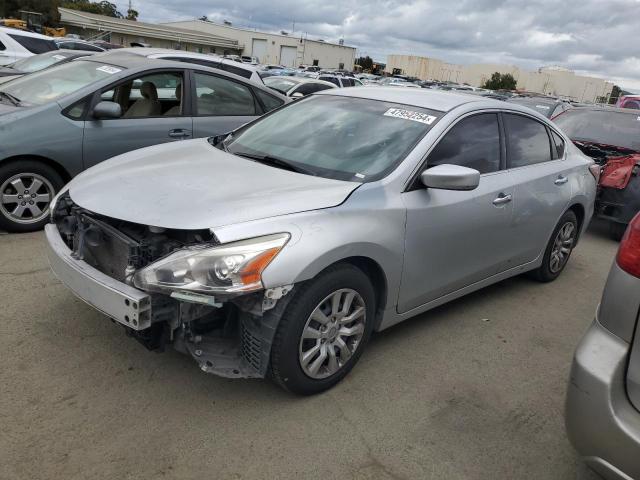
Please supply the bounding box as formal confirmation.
[58,8,242,49]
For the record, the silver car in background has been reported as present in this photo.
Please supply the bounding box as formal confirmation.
[566,213,640,480]
[46,88,596,394]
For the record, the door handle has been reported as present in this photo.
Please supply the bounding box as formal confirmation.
[493,193,512,206]
[168,129,191,138]
[555,175,568,185]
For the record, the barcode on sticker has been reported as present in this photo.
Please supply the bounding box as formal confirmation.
[96,65,122,74]
[384,108,437,125]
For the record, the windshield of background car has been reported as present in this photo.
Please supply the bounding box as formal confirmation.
[0,60,124,106]
[10,51,70,73]
[226,95,442,182]
[554,109,640,151]
[507,97,556,117]
[264,77,298,94]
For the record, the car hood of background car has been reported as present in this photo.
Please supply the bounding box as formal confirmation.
[67,138,361,230]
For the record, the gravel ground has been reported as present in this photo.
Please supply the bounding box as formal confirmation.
[0,220,617,480]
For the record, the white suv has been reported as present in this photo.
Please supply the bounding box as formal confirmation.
[111,48,264,84]
[0,27,58,66]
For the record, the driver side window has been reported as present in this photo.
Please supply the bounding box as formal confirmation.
[427,113,501,174]
[99,71,184,119]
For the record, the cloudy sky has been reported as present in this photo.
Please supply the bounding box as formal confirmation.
[116,0,640,90]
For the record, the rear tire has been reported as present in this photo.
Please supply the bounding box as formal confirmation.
[269,264,375,395]
[609,222,627,242]
[530,210,578,282]
[0,161,64,233]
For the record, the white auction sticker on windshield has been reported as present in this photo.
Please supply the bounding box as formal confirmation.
[96,65,122,74]
[536,105,550,109]
[383,108,437,125]
[52,54,67,61]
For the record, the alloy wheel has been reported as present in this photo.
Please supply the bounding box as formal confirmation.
[0,173,54,225]
[298,288,367,379]
[549,221,576,273]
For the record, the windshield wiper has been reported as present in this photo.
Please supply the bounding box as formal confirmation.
[0,91,20,106]
[232,151,316,176]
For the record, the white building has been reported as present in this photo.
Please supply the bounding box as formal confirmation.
[164,19,356,69]
[386,54,615,103]
[59,8,241,54]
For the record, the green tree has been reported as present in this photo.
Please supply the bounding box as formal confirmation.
[609,85,621,104]
[355,56,374,71]
[482,72,517,90]
[126,7,138,20]
[61,0,123,18]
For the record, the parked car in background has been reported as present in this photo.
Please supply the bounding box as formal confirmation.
[89,40,123,50]
[554,106,640,239]
[616,94,640,109]
[54,37,106,52]
[264,76,336,97]
[0,49,94,84]
[0,53,287,232]
[240,55,259,64]
[46,88,595,394]
[506,95,572,119]
[105,48,264,84]
[0,26,57,66]
[316,74,363,88]
[566,211,640,480]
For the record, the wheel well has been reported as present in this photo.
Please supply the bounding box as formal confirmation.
[1,155,72,184]
[568,203,586,243]
[332,256,388,329]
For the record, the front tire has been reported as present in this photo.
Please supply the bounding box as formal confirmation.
[269,264,375,395]
[0,161,64,233]
[530,210,578,282]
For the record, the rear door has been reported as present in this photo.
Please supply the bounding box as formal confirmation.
[503,113,572,265]
[82,69,192,169]
[399,112,515,312]
[190,71,263,137]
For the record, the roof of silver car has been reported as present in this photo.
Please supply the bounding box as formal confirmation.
[318,86,503,112]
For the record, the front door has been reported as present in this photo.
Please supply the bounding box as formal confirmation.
[82,70,192,169]
[398,113,515,313]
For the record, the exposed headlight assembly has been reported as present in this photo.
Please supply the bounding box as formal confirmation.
[133,233,290,295]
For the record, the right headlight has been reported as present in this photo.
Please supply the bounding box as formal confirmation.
[133,233,290,295]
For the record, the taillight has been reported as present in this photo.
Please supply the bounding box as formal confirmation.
[617,213,640,277]
[589,163,601,183]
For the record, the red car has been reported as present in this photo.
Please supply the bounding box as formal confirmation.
[616,95,640,110]
[554,106,640,239]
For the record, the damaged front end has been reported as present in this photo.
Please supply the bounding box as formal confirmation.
[49,194,293,379]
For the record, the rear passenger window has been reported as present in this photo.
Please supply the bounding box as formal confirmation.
[220,63,252,79]
[255,88,284,112]
[427,113,501,174]
[0,41,5,51]
[194,73,257,116]
[504,114,552,168]
[551,131,565,159]
[342,78,355,87]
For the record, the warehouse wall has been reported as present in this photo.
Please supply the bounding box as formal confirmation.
[166,20,355,68]
[385,54,614,102]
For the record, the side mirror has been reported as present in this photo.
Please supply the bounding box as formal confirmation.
[290,91,304,98]
[92,100,122,119]
[420,164,480,191]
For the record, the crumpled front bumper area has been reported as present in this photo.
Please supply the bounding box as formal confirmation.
[45,223,285,379]
[45,223,152,330]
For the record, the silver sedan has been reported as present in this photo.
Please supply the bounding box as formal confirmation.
[46,87,597,394]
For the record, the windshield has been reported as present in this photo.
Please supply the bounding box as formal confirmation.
[0,60,123,106]
[507,97,557,117]
[264,77,298,94]
[554,109,640,151]
[226,95,442,182]
[10,51,72,73]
